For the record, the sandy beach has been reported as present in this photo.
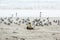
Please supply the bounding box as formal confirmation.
[0,17,60,40]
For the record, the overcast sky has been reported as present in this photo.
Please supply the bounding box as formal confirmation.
[0,0,60,9]
[0,0,60,17]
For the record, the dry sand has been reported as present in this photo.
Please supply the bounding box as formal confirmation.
[0,17,60,40]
